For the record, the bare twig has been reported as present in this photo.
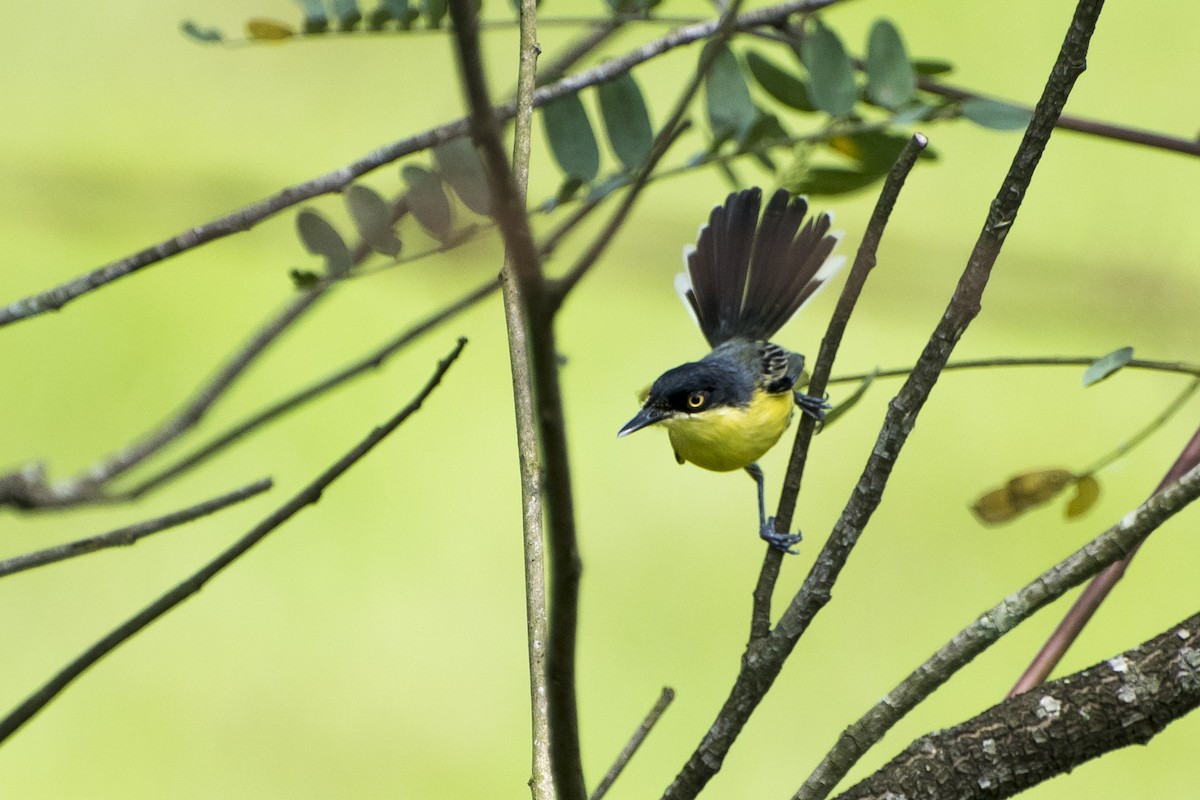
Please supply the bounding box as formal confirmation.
[665,1,1106,796]
[0,478,271,579]
[120,278,498,499]
[0,289,326,510]
[591,688,676,800]
[0,338,467,746]
[749,134,928,641]
[1008,425,1200,696]
[916,74,1200,158]
[799,459,1200,800]
[828,355,1200,384]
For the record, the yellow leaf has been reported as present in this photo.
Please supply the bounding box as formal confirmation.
[1007,468,1074,506]
[246,18,295,40]
[972,487,1020,524]
[1065,474,1101,519]
[971,468,1075,526]
[827,135,860,160]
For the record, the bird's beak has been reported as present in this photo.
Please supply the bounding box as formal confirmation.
[618,405,668,437]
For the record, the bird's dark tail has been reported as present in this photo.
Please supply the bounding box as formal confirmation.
[676,188,843,348]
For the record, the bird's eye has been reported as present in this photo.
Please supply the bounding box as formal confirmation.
[686,391,707,409]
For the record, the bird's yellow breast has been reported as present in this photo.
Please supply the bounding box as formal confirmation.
[664,389,794,472]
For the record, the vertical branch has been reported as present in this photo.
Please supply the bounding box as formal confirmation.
[445,2,586,798]
[749,134,928,640]
[665,1,1107,796]
[501,1,556,797]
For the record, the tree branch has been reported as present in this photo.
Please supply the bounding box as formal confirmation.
[445,0,587,796]
[0,338,467,746]
[835,609,1200,800]
[1008,425,1200,695]
[665,1,1106,796]
[750,133,928,641]
[798,456,1200,799]
[0,0,841,328]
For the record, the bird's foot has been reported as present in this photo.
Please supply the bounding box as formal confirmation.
[795,391,831,423]
[760,517,802,555]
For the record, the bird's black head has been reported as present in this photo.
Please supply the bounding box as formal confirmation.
[618,358,754,437]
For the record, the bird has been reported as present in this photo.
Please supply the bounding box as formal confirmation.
[618,187,844,553]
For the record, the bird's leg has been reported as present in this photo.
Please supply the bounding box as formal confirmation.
[745,463,802,554]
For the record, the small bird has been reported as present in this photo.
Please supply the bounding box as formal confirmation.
[618,187,844,553]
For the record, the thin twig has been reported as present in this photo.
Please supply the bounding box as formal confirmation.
[0,289,326,510]
[0,479,272,579]
[1007,425,1200,697]
[120,278,498,499]
[798,458,1200,800]
[664,1,1106,796]
[0,338,467,746]
[749,134,928,641]
[916,74,1200,158]
[827,355,1200,384]
[591,688,676,800]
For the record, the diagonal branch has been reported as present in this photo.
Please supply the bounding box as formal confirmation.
[834,607,1200,800]
[664,1,1107,796]
[749,133,928,640]
[0,337,467,746]
[799,457,1200,799]
[0,478,272,579]
[1008,425,1200,695]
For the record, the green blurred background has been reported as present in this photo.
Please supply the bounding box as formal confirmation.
[1,0,1197,797]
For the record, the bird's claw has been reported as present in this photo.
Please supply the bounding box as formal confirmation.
[795,391,831,423]
[760,517,803,555]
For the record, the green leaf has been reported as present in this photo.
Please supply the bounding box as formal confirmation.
[865,19,916,109]
[912,58,954,76]
[1083,346,1134,387]
[801,19,857,117]
[294,0,329,33]
[586,173,631,204]
[961,98,1032,131]
[180,20,224,43]
[402,165,454,240]
[822,371,876,429]
[541,92,600,183]
[788,165,885,197]
[296,209,352,277]
[739,112,789,153]
[891,102,935,126]
[421,0,448,28]
[829,129,930,170]
[369,0,417,28]
[596,74,653,172]
[433,137,492,216]
[330,0,362,30]
[345,185,402,258]
[745,50,815,112]
[704,43,757,144]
